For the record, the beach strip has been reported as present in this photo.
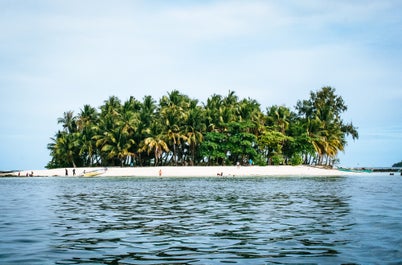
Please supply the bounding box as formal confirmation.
[8,165,360,177]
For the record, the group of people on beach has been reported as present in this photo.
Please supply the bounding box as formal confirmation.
[18,171,34,177]
[65,168,76,176]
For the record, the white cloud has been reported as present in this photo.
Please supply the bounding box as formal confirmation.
[1,0,401,169]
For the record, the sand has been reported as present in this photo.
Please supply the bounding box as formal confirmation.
[12,165,359,177]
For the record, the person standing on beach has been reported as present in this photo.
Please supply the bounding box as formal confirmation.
[65,168,68,176]
[159,169,162,176]
[73,169,76,176]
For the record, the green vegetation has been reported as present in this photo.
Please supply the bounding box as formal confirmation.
[392,161,402,167]
[47,87,358,168]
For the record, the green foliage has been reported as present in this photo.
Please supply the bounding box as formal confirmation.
[199,132,227,165]
[290,153,303,165]
[392,161,402,167]
[251,154,267,166]
[295,86,358,166]
[47,87,358,168]
[271,154,285,165]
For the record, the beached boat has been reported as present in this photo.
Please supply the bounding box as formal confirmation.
[82,168,107,177]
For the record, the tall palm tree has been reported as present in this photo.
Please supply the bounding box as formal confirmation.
[184,103,206,165]
[95,96,125,165]
[296,87,358,166]
[159,90,190,165]
[266,105,292,134]
[221,90,239,125]
[100,96,122,118]
[135,95,158,166]
[94,96,141,166]
[46,88,358,168]
[58,111,77,133]
[119,98,141,166]
[204,94,224,132]
[77,105,98,166]
[237,98,264,135]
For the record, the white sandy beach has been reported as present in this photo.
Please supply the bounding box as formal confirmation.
[13,165,359,177]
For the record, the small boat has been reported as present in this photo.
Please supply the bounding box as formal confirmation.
[82,168,107,177]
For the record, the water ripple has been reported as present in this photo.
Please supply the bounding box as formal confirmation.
[1,176,402,264]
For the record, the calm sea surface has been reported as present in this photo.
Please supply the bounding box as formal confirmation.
[0,174,401,264]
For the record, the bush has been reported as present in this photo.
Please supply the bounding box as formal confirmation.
[290,153,303,165]
[252,154,267,166]
[271,154,285,165]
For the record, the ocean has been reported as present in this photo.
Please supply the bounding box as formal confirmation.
[1,175,401,264]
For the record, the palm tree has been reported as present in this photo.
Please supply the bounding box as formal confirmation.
[119,98,141,166]
[266,105,291,134]
[58,111,77,133]
[76,105,98,166]
[204,94,224,132]
[237,98,265,137]
[52,111,82,167]
[48,130,80,167]
[221,90,239,125]
[47,88,358,168]
[94,125,136,167]
[100,96,122,118]
[95,96,125,166]
[204,91,239,132]
[184,102,206,165]
[296,86,358,166]
[136,95,158,166]
[159,90,190,165]
[139,135,169,166]
[94,96,141,166]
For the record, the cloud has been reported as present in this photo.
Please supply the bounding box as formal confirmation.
[1,0,401,169]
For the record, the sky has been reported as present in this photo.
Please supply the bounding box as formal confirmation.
[1,0,401,170]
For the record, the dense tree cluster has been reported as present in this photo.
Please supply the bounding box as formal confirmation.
[47,87,358,168]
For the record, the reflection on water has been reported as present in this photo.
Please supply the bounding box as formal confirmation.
[1,176,402,264]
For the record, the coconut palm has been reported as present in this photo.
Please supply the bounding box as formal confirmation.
[58,111,77,133]
[237,98,264,134]
[94,122,136,167]
[47,130,80,167]
[266,105,291,134]
[76,105,98,166]
[46,88,358,168]
[159,90,190,165]
[184,102,206,165]
[134,95,158,166]
[296,87,358,166]
[139,135,169,166]
[204,94,224,132]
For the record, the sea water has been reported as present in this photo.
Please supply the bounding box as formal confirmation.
[0,175,401,264]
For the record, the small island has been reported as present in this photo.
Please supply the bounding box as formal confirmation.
[392,161,402,167]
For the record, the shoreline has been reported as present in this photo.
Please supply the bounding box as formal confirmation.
[2,165,361,177]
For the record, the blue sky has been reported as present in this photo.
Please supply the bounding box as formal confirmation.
[1,0,401,170]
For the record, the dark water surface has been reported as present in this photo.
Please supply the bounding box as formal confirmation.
[1,175,401,264]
